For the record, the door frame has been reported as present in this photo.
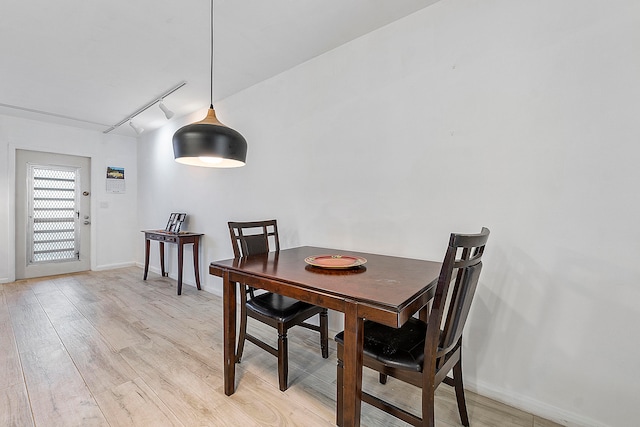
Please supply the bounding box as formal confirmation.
[7,146,96,282]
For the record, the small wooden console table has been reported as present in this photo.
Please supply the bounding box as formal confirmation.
[142,230,203,295]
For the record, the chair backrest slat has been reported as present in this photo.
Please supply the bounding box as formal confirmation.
[426,227,489,364]
[442,262,482,351]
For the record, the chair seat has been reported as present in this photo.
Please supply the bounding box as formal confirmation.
[335,317,427,372]
[247,292,320,322]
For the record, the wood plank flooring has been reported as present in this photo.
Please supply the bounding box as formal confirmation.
[0,267,562,426]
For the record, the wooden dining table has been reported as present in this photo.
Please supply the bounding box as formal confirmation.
[209,246,442,427]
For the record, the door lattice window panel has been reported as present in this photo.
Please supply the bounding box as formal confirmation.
[28,166,80,263]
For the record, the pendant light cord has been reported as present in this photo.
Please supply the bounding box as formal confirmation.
[210,0,214,108]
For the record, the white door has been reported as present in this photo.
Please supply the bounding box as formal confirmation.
[15,150,91,279]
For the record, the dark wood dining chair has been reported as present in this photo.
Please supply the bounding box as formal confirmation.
[228,220,329,391]
[335,227,490,426]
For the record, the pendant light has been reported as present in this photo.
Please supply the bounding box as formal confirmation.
[172,0,247,168]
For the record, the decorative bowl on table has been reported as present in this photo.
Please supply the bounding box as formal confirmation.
[304,254,367,269]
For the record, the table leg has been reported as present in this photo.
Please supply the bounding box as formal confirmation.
[143,238,150,280]
[223,271,237,395]
[341,301,364,427]
[177,241,184,295]
[193,239,201,290]
[159,242,166,277]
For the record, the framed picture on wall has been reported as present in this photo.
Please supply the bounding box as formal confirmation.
[106,166,125,193]
[165,213,186,233]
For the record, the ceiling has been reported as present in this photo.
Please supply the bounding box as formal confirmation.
[0,0,440,137]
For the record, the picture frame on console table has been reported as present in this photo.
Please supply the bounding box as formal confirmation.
[165,213,186,233]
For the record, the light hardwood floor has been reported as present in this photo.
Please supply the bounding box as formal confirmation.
[1,267,562,426]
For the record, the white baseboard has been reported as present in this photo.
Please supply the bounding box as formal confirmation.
[133,262,169,277]
[200,282,222,297]
[131,263,222,297]
[466,379,605,427]
[93,261,137,271]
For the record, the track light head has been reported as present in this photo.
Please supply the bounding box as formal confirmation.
[159,102,174,119]
[129,120,144,135]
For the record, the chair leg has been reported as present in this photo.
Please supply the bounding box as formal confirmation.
[452,358,470,427]
[277,324,289,391]
[320,309,329,358]
[236,299,248,363]
[421,366,438,427]
[336,356,344,427]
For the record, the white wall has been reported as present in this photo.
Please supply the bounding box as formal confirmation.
[0,115,139,282]
[138,1,639,426]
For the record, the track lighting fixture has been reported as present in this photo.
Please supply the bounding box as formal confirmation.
[159,102,174,119]
[103,81,186,134]
[129,120,144,135]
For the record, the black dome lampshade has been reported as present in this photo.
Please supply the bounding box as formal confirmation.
[172,0,247,168]
[173,104,247,168]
